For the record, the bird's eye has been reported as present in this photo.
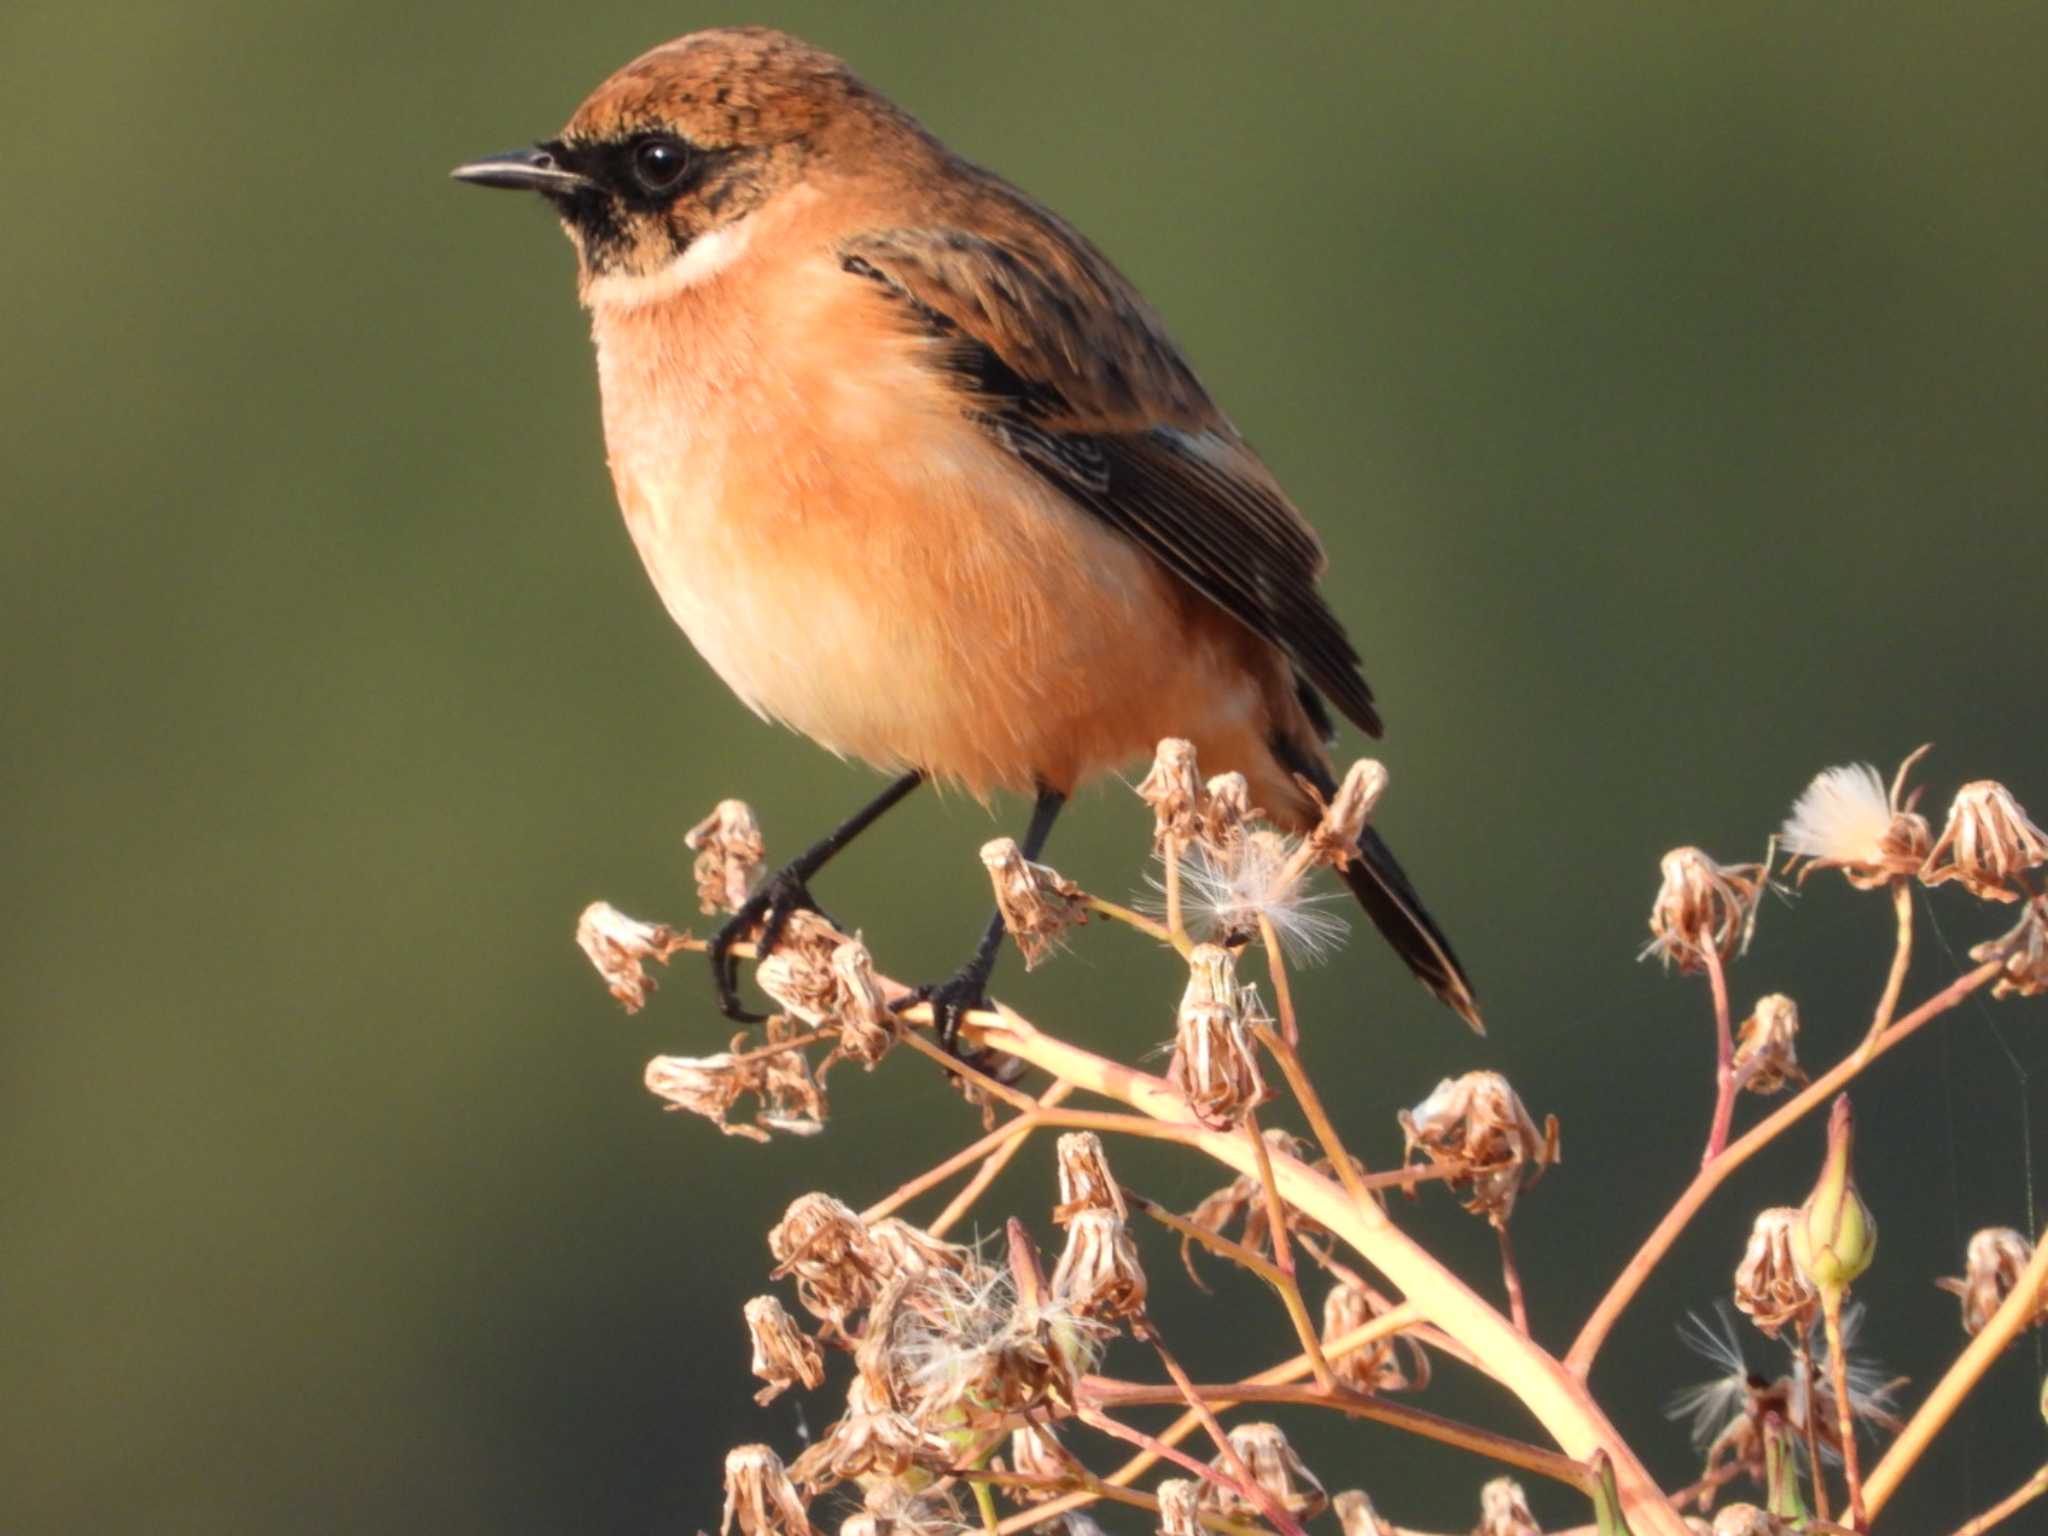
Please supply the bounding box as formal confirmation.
[630,136,691,194]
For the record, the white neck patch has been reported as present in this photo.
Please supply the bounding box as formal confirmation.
[583,217,755,311]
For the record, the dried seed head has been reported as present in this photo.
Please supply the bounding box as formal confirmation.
[980,838,1089,968]
[866,1217,975,1286]
[1971,896,2048,999]
[1708,1507,1788,1536]
[1733,994,1805,1095]
[788,1376,955,1494]
[1003,1421,1068,1502]
[1050,1208,1148,1320]
[1172,828,1349,960]
[576,901,688,1012]
[1923,780,2048,902]
[687,799,766,915]
[1200,771,1257,852]
[1334,1490,1393,1536]
[1154,1479,1202,1536]
[722,1445,817,1536]
[1400,1071,1559,1227]
[1322,1281,1431,1392]
[828,940,894,1066]
[1180,1130,1320,1277]
[743,1295,825,1405]
[768,1194,885,1335]
[1204,1422,1327,1519]
[1168,944,1268,1127]
[1301,759,1388,871]
[1779,752,1931,889]
[1791,1096,1877,1299]
[1476,1476,1539,1536]
[1732,1208,1820,1338]
[1643,848,1766,973]
[645,1050,822,1143]
[1936,1227,2041,1335]
[1054,1131,1127,1223]
[1137,738,1204,844]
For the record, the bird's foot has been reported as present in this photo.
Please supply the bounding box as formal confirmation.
[891,963,1001,1063]
[708,868,839,1023]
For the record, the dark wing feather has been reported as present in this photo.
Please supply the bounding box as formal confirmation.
[840,228,1382,737]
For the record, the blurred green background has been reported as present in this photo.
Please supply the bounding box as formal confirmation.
[6,3,2045,1530]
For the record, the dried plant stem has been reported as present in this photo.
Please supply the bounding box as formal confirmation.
[1566,957,2003,1377]
[1146,1330,1303,1535]
[1700,942,1738,1166]
[930,1080,1076,1237]
[1076,1404,1305,1536]
[1085,1378,1588,1488]
[1863,1221,2048,1519]
[1257,913,1302,1049]
[974,1470,1267,1536]
[1497,1222,1530,1334]
[1819,1291,1868,1527]
[1858,879,1915,1060]
[964,1007,1685,1534]
[1945,1467,2048,1536]
[1797,1330,1833,1524]
[728,1025,836,1063]
[1083,893,1188,954]
[1245,1111,1338,1391]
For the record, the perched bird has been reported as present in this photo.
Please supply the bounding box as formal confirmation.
[454,26,1481,1036]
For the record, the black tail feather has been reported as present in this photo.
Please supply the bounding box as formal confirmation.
[1337,827,1485,1034]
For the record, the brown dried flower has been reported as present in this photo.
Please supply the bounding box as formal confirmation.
[759,935,896,1068]
[1923,780,2048,901]
[1167,943,1269,1128]
[644,1037,824,1142]
[1475,1476,1539,1536]
[1936,1227,2042,1335]
[743,1295,824,1406]
[1181,1130,1321,1278]
[1137,738,1205,844]
[865,1218,976,1288]
[1155,1479,1203,1536]
[1732,994,1805,1095]
[981,837,1089,968]
[687,799,766,915]
[1334,1490,1393,1536]
[1050,1207,1148,1320]
[1322,1281,1431,1392]
[768,1193,886,1336]
[1053,1131,1127,1223]
[1971,896,2048,999]
[1708,1507,1787,1536]
[1778,750,1932,889]
[788,1376,953,1493]
[1002,1421,1069,1503]
[827,940,894,1065]
[645,1054,752,1135]
[1301,759,1388,871]
[1200,771,1257,853]
[1643,848,1766,974]
[722,1445,817,1536]
[1400,1071,1559,1227]
[1732,1207,1820,1339]
[1203,1422,1327,1519]
[576,901,688,1012]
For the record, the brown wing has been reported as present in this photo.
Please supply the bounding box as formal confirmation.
[839,225,1382,737]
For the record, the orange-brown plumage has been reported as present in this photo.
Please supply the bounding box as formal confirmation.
[456,26,1480,1029]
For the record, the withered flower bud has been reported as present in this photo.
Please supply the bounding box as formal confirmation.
[743,1295,824,1405]
[1971,896,2048,999]
[1167,944,1268,1127]
[576,901,688,1013]
[1936,1227,2041,1335]
[1732,1208,1820,1338]
[646,1054,767,1142]
[1054,1131,1128,1223]
[769,1194,885,1335]
[1791,1096,1876,1299]
[828,940,894,1065]
[866,1216,974,1284]
[1733,994,1805,1095]
[1004,1422,1068,1502]
[760,937,895,1067]
[1181,1130,1319,1277]
[687,799,766,915]
[1203,1422,1327,1519]
[1779,751,1932,889]
[1399,1071,1559,1227]
[1050,1207,1148,1320]
[1476,1476,1540,1536]
[1322,1281,1431,1392]
[1200,771,1257,852]
[1302,759,1388,871]
[754,1018,829,1138]
[1137,738,1204,844]
[722,1445,817,1536]
[1334,1490,1392,1536]
[1709,1507,1788,1536]
[1155,1479,1202,1536]
[789,1376,954,1493]
[1923,780,2048,902]
[981,837,1088,968]
[1643,848,1766,974]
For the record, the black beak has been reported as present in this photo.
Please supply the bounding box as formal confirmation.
[450,145,593,196]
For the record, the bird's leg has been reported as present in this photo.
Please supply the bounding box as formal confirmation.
[710,769,925,1022]
[897,785,1066,1055]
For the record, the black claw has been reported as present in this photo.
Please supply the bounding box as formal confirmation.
[892,966,998,1060]
[707,868,830,1024]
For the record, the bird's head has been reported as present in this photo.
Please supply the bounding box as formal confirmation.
[453,28,918,296]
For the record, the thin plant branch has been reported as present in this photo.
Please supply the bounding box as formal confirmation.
[930,1080,1077,1237]
[1945,1467,2048,1536]
[1858,879,1915,1061]
[1820,1290,1867,1526]
[1700,941,1738,1166]
[1498,1222,1530,1335]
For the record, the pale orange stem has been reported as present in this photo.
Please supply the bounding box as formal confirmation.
[930,1080,1076,1237]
